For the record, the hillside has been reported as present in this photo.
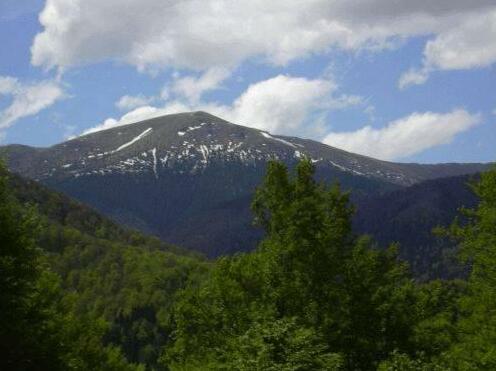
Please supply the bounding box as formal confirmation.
[3,167,193,255]
[354,173,480,279]
[2,158,495,369]
[1,167,208,368]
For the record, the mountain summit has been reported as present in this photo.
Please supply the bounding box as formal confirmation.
[1,111,489,255]
[3,111,487,186]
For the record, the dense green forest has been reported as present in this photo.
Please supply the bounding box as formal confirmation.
[0,165,209,370]
[1,160,496,370]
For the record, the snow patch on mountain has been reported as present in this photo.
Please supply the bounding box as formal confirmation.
[329,160,348,172]
[178,122,207,137]
[112,128,152,153]
[151,148,158,179]
[260,132,297,148]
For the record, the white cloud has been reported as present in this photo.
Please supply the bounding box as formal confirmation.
[400,10,496,88]
[224,75,335,133]
[82,106,170,135]
[82,74,360,136]
[424,11,496,71]
[113,68,229,115]
[0,76,18,95]
[398,68,430,90]
[116,94,155,111]
[323,109,481,160]
[171,68,230,103]
[0,76,65,131]
[31,0,496,78]
[82,74,482,161]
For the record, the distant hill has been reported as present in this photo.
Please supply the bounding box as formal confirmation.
[2,166,194,257]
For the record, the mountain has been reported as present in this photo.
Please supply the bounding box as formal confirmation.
[1,165,196,257]
[0,111,489,257]
[354,173,480,279]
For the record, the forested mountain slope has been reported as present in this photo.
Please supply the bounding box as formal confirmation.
[354,174,480,279]
[1,111,489,257]
[3,161,496,370]
[0,166,208,368]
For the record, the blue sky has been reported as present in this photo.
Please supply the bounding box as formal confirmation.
[0,0,495,163]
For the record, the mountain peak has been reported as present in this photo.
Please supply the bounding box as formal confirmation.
[191,110,223,120]
[1,111,490,256]
[1,111,489,187]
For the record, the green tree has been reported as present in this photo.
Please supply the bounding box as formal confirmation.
[0,163,142,370]
[440,168,496,369]
[391,168,496,370]
[253,160,418,369]
[0,162,64,369]
[165,160,420,370]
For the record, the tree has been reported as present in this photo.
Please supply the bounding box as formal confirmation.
[391,168,496,370]
[440,168,496,368]
[0,163,142,370]
[165,160,420,369]
[0,162,64,369]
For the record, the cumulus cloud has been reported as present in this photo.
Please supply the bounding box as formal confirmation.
[0,76,18,94]
[398,68,430,90]
[116,94,156,111]
[323,109,481,160]
[83,74,360,136]
[31,0,496,79]
[171,68,230,103]
[113,67,229,116]
[0,75,65,131]
[400,10,496,88]
[423,11,496,71]
[224,75,336,133]
[83,106,173,135]
[83,72,482,161]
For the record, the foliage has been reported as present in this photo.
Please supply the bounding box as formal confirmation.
[0,162,63,369]
[3,158,496,370]
[0,162,142,370]
[438,168,496,369]
[165,160,424,369]
[0,162,208,369]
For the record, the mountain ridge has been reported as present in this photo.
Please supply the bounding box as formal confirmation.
[0,111,490,257]
[1,111,489,187]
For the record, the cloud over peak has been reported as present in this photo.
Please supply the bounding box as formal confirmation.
[83,74,358,136]
[323,109,481,160]
[171,68,230,104]
[116,94,156,111]
[83,73,481,162]
[31,0,496,81]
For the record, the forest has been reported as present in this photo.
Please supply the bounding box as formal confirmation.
[1,159,495,370]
